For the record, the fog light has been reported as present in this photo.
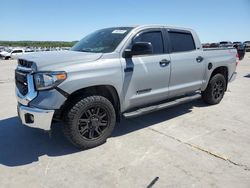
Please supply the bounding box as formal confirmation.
[25,113,34,123]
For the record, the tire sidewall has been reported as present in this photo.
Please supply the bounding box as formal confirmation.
[64,96,116,149]
[204,74,226,105]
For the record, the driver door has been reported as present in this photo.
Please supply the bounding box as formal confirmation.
[120,29,171,111]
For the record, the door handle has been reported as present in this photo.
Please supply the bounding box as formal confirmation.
[159,59,171,67]
[196,56,203,63]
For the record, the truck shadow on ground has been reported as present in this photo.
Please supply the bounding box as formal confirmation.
[0,118,78,167]
[0,99,206,167]
[112,99,206,137]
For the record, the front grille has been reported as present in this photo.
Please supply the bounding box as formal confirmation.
[15,70,28,96]
[18,59,33,68]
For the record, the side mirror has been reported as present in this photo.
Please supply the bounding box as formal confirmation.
[124,42,153,58]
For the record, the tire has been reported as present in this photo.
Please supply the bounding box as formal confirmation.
[63,95,116,149]
[202,73,226,105]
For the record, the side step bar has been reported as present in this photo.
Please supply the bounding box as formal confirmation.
[123,93,201,118]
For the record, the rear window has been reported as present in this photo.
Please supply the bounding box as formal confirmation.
[169,32,195,53]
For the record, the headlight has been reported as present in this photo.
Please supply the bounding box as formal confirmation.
[34,71,67,90]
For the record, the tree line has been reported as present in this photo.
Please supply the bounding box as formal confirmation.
[0,41,78,48]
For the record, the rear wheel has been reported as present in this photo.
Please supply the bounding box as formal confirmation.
[63,95,116,149]
[202,74,226,105]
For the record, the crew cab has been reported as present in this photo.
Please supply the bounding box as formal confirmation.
[1,48,25,60]
[15,25,238,149]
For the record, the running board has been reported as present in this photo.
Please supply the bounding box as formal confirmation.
[123,93,201,118]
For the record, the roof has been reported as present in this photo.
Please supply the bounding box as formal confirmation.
[134,24,193,30]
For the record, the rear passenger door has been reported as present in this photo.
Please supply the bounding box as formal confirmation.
[167,29,204,97]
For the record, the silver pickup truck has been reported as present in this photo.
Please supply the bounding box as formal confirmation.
[15,25,238,149]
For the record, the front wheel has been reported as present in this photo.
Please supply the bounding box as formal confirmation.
[202,74,227,105]
[63,95,116,149]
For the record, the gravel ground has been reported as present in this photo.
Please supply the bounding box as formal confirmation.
[0,53,250,188]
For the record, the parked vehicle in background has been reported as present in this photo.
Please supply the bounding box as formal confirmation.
[202,43,220,49]
[233,42,245,60]
[15,25,238,149]
[210,43,220,48]
[10,49,25,59]
[233,41,242,46]
[244,41,250,52]
[0,46,5,52]
[219,41,233,48]
[0,49,11,59]
[24,47,35,53]
[0,48,25,60]
[202,43,210,48]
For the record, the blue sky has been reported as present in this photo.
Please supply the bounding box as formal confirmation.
[0,0,249,42]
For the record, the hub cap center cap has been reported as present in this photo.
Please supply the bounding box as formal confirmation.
[90,118,99,128]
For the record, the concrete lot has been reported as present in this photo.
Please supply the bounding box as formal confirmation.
[0,54,250,188]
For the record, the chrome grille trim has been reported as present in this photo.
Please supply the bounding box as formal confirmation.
[15,70,28,95]
[16,65,33,73]
[16,73,37,105]
[15,60,37,105]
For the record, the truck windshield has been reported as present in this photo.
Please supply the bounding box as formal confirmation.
[71,27,133,53]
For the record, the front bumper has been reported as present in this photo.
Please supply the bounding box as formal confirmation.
[18,104,54,131]
[229,72,237,82]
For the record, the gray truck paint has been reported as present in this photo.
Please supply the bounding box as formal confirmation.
[29,89,67,109]
[16,25,237,129]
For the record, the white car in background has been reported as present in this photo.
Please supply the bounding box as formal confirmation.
[0,48,25,60]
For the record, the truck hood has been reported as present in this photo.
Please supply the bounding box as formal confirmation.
[19,50,103,71]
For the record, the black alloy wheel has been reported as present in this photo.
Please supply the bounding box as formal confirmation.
[63,95,116,149]
[202,73,226,105]
[212,80,224,100]
[78,106,110,140]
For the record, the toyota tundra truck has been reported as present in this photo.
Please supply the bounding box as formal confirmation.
[15,25,238,149]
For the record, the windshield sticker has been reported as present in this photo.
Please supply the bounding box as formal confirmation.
[112,30,127,34]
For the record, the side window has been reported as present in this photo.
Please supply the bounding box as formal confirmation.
[12,50,23,53]
[169,32,195,52]
[134,31,164,54]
